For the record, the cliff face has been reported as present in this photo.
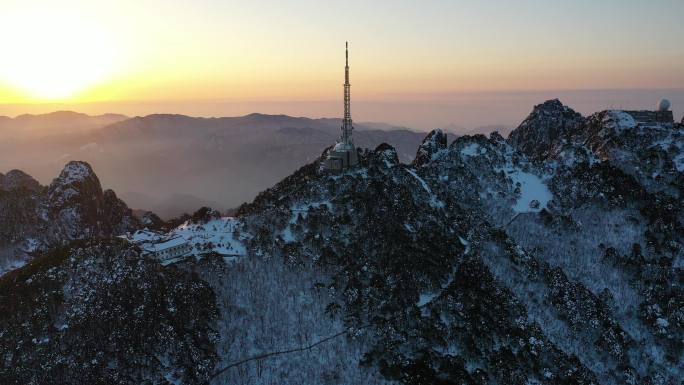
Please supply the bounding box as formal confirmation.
[0,161,140,275]
[412,128,447,167]
[507,99,585,160]
[44,161,139,242]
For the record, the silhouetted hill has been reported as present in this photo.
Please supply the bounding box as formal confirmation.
[0,112,428,214]
[0,111,128,137]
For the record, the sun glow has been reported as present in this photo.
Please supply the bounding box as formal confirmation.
[0,6,121,100]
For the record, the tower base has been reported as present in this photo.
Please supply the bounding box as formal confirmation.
[324,144,358,171]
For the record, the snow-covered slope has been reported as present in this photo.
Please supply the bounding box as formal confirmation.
[1,100,683,385]
[0,239,217,384]
[209,100,683,384]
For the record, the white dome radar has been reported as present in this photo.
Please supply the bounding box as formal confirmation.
[658,98,671,112]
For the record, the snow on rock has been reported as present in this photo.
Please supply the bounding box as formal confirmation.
[280,201,333,243]
[460,142,483,157]
[4,100,684,384]
[127,229,163,243]
[413,128,447,167]
[664,137,684,172]
[555,145,600,168]
[458,235,471,254]
[506,168,553,213]
[405,168,445,209]
[0,255,29,277]
[374,143,400,168]
[47,161,102,210]
[604,110,637,131]
[508,99,585,159]
[675,154,684,172]
[417,262,458,309]
[56,161,95,185]
[417,292,438,307]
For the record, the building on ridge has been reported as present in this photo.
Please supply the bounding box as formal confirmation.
[622,99,674,124]
[324,42,359,171]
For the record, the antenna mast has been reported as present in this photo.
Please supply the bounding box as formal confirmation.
[342,42,353,145]
[323,41,359,171]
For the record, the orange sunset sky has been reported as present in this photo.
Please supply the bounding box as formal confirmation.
[1,0,682,128]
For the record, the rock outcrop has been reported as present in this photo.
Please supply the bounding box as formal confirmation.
[508,99,584,160]
[0,161,141,274]
[412,128,447,167]
[0,169,41,192]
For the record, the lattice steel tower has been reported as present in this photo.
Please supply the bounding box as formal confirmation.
[341,41,353,145]
[324,41,359,171]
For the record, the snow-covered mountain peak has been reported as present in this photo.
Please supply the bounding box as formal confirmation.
[373,143,400,168]
[55,161,97,185]
[508,99,585,160]
[47,161,103,211]
[413,128,447,167]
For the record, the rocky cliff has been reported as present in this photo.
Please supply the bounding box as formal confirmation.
[0,161,140,275]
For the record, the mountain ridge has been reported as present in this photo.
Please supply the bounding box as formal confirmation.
[223,99,683,384]
[1,100,682,384]
[0,110,437,216]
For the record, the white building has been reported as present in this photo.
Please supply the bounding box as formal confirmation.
[121,230,193,263]
[144,236,192,261]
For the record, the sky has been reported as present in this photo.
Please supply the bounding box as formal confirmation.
[0,0,682,128]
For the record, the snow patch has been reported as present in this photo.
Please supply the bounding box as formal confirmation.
[59,162,93,184]
[417,264,457,308]
[505,168,553,213]
[461,143,484,157]
[656,317,669,328]
[173,217,248,259]
[605,110,637,131]
[458,236,471,254]
[405,168,445,209]
[512,172,551,213]
[124,217,249,263]
[417,293,438,307]
[279,201,334,244]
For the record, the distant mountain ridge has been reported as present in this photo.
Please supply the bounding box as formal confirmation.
[1,111,439,216]
[0,110,128,137]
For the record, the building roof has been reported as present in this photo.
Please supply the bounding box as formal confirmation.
[145,236,189,252]
[127,229,164,243]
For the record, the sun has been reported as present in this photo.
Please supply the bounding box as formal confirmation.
[0,6,120,100]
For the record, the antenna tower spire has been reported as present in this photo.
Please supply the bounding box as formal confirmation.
[323,41,359,171]
[342,41,352,145]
